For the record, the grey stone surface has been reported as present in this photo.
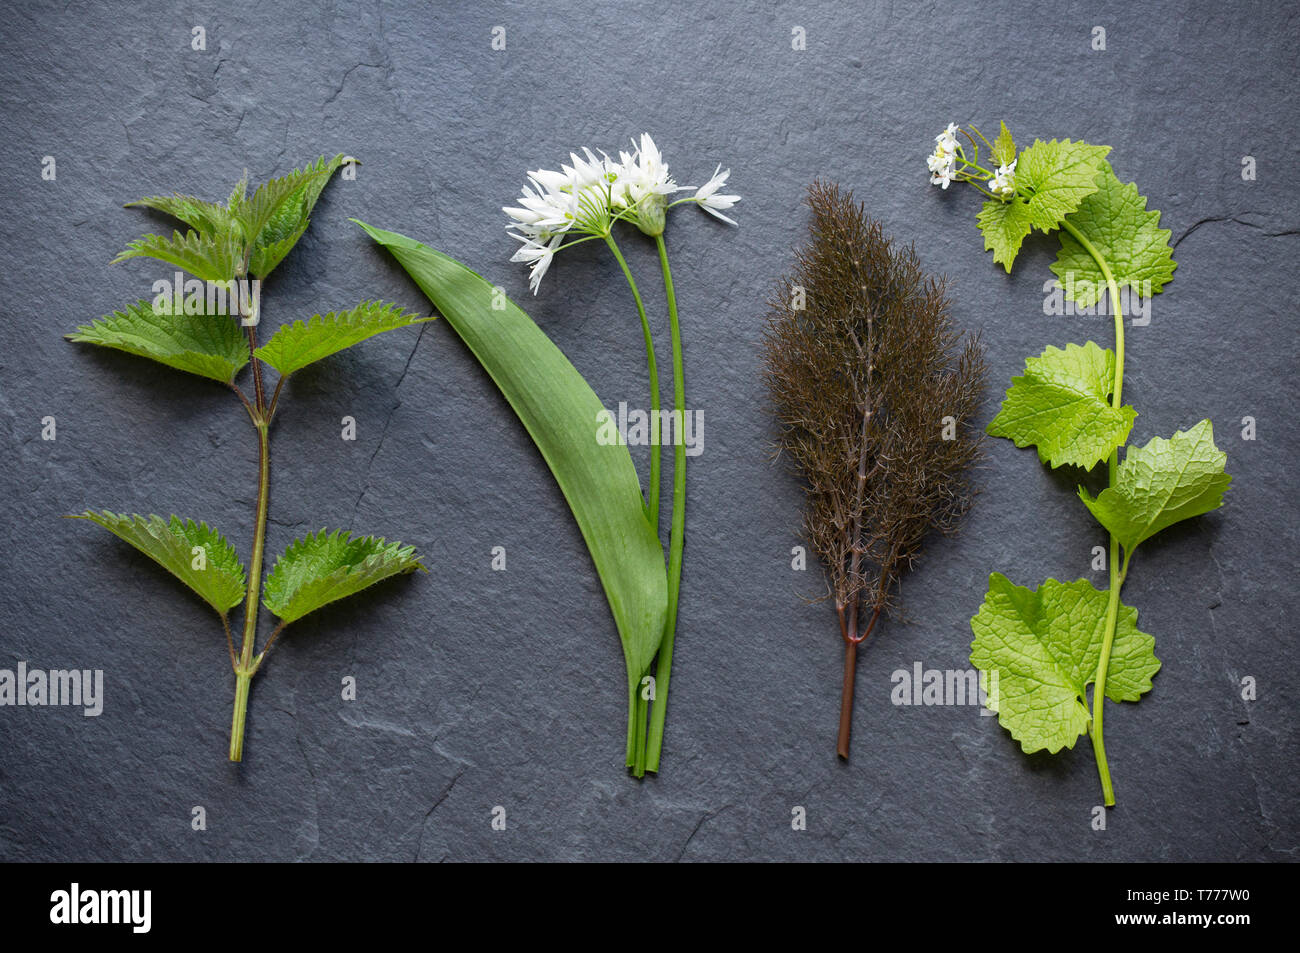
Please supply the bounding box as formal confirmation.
[0,0,1295,862]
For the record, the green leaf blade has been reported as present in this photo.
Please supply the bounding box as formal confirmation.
[253,301,433,377]
[67,299,249,384]
[991,121,1016,169]
[1079,419,1230,553]
[970,573,1159,753]
[1050,162,1177,307]
[262,529,424,624]
[245,154,349,278]
[976,198,1034,273]
[112,229,242,283]
[72,511,247,616]
[124,194,235,237]
[1016,138,1112,233]
[354,221,669,680]
[986,341,1136,469]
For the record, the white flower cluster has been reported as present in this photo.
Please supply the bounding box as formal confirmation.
[988,158,1017,198]
[504,133,740,293]
[927,122,959,189]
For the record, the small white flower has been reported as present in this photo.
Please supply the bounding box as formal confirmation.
[930,164,954,189]
[508,233,562,295]
[989,158,1017,197]
[611,133,684,211]
[691,164,741,225]
[935,122,959,153]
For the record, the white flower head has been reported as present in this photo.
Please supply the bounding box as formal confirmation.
[989,158,1017,198]
[927,123,959,188]
[611,133,684,213]
[692,164,741,226]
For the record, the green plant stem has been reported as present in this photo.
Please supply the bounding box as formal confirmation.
[605,233,662,777]
[229,409,271,763]
[646,234,686,773]
[1061,218,1126,806]
[604,234,662,526]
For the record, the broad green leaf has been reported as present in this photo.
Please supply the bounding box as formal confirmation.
[1050,162,1177,307]
[991,121,1016,169]
[247,154,348,278]
[1079,419,1230,554]
[262,529,424,624]
[254,301,433,377]
[987,341,1136,469]
[124,193,235,237]
[1015,138,1112,233]
[970,573,1159,753]
[976,197,1035,273]
[112,229,242,282]
[354,221,669,681]
[72,511,247,616]
[67,299,249,383]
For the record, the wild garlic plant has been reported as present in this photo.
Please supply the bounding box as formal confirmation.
[502,134,740,775]
[68,155,431,762]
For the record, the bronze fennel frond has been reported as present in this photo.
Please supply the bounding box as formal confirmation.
[762,181,987,758]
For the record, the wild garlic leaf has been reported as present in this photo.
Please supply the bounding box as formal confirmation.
[1049,162,1178,307]
[356,221,671,681]
[247,154,348,278]
[1079,419,1230,553]
[112,229,243,282]
[72,511,247,616]
[970,573,1159,753]
[67,299,249,383]
[987,341,1136,469]
[253,301,433,377]
[124,194,235,237]
[991,121,1016,168]
[262,529,424,625]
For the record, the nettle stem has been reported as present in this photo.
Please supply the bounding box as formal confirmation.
[229,309,273,763]
[1061,219,1126,806]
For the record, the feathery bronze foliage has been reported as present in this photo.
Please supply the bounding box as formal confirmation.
[762,181,987,758]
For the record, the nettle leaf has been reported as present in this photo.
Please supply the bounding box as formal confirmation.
[113,229,242,282]
[970,574,1159,753]
[1050,162,1177,308]
[73,511,247,616]
[987,341,1136,469]
[1079,419,1230,554]
[246,154,348,278]
[356,221,669,682]
[124,194,235,237]
[991,121,1016,168]
[67,299,249,384]
[253,301,432,377]
[262,529,424,624]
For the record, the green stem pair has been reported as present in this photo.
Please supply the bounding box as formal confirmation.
[605,233,686,777]
[1061,219,1126,807]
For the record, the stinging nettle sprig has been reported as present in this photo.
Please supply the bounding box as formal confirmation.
[68,155,432,762]
[929,121,1232,805]
[764,181,987,759]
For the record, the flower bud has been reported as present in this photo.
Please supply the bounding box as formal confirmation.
[635,193,667,236]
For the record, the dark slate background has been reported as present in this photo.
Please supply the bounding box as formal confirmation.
[1,0,1295,862]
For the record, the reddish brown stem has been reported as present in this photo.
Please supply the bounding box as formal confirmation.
[836,602,883,760]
